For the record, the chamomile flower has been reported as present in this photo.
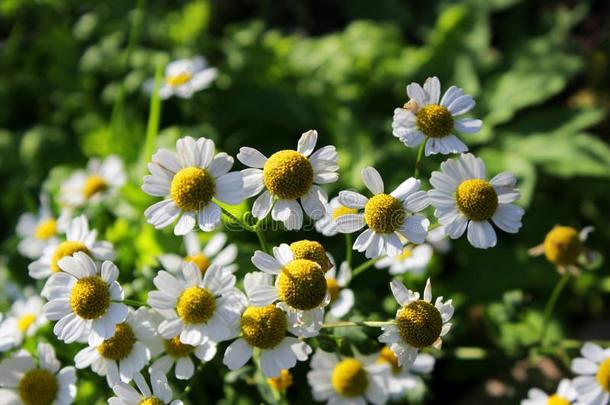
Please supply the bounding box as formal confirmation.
[149,333,217,380]
[28,214,114,283]
[268,369,294,392]
[16,195,67,259]
[223,272,312,378]
[43,252,128,345]
[325,261,354,319]
[521,378,577,405]
[109,372,183,405]
[238,129,338,230]
[529,225,597,275]
[377,347,435,399]
[60,155,126,208]
[142,136,244,235]
[146,56,218,100]
[0,295,47,352]
[392,76,481,156]
[571,342,610,404]
[307,349,390,404]
[428,153,524,249]
[74,308,162,387]
[158,232,238,275]
[336,167,430,258]
[315,197,359,237]
[375,243,433,276]
[379,279,453,367]
[0,342,76,405]
[147,262,245,346]
[249,243,331,337]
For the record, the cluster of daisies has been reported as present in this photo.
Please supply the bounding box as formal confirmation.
[0,72,598,405]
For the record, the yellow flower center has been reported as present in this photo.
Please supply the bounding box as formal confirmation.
[164,336,195,358]
[331,358,369,397]
[396,300,443,348]
[326,278,340,303]
[398,247,413,260]
[35,218,57,240]
[377,346,400,375]
[138,397,165,405]
[416,104,454,139]
[596,358,610,392]
[176,286,216,324]
[83,175,108,199]
[184,253,210,274]
[267,369,293,392]
[332,206,358,220]
[51,241,91,273]
[278,259,327,310]
[263,150,314,199]
[17,314,36,333]
[543,226,582,266]
[18,368,59,405]
[166,71,193,87]
[547,394,570,405]
[97,323,136,360]
[240,305,287,349]
[364,194,406,234]
[170,167,216,212]
[455,179,498,221]
[290,240,332,272]
[70,276,110,319]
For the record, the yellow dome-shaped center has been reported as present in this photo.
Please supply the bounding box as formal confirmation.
[138,397,165,405]
[240,305,287,349]
[326,278,340,303]
[170,167,216,212]
[278,259,327,310]
[331,358,369,397]
[18,368,58,405]
[547,394,570,405]
[543,226,582,266]
[596,358,610,392]
[83,175,109,199]
[70,276,110,320]
[35,218,57,240]
[98,323,136,360]
[290,240,332,272]
[416,104,454,139]
[364,194,406,234]
[165,336,195,358]
[176,287,216,324]
[396,300,443,348]
[263,150,314,199]
[51,241,91,273]
[17,314,36,333]
[377,346,401,375]
[166,71,193,87]
[455,179,498,221]
[184,253,210,274]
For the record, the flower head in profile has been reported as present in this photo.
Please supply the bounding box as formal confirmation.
[379,279,453,367]
[108,372,183,405]
[529,225,597,275]
[142,136,244,235]
[392,76,481,156]
[43,252,128,345]
[377,347,435,399]
[146,56,217,100]
[238,130,338,230]
[222,272,312,378]
[315,196,359,237]
[429,153,524,249]
[16,195,68,259]
[325,261,354,319]
[0,294,47,352]
[336,167,430,258]
[375,243,433,276]
[0,342,76,405]
[306,349,390,404]
[521,378,577,405]
[571,341,610,404]
[60,155,126,208]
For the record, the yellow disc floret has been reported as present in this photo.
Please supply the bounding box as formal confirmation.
[543,226,582,266]
[547,394,570,405]
[35,218,57,240]
[278,259,327,310]
[398,247,413,260]
[184,253,210,274]
[416,104,454,139]
[364,194,406,234]
[377,346,400,374]
[170,167,216,212]
[240,305,287,349]
[70,276,110,320]
[455,179,498,221]
[396,300,443,348]
[267,369,293,392]
[332,206,358,220]
[290,240,332,272]
[51,241,91,273]
[326,278,340,303]
[176,286,216,324]
[166,71,193,87]
[165,336,195,358]
[138,397,165,405]
[17,314,36,333]
[331,358,369,397]
[596,358,610,392]
[83,175,109,199]
[263,150,314,199]
[18,368,59,405]
[97,323,136,360]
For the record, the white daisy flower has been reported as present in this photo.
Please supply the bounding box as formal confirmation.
[109,372,183,405]
[249,242,332,337]
[428,153,524,249]
[142,136,244,235]
[375,243,433,276]
[379,278,453,367]
[325,261,354,319]
[529,225,597,275]
[59,155,126,208]
[16,195,68,259]
[336,166,430,258]
[28,214,114,283]
[74,308,162,387]
[147,262,245,346]
[43,252,128,345]
[522,378,577,405]
[158,232,238,275]
[0,295,47,352]
[306,349,390,404]
[315,197,359,237]
[145,56,218,100]
[392,76,482,156]
[377,347,435,399]
[223,272,312,378]
[426,225,451,254]
[238,129,338,230]
[0,342,76,405]
[149,332,216,381]
[571,341,610,404]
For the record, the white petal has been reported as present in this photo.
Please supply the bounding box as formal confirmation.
[406,82,426,105]
[454,118,482,133]
[215,172,244,205]
[297,129,318,157]
[466,220,497,249]
[491,204,524,234]
[252,191,273,219]
[423,76,441,104]
[241,169,265,198]
[390,178,419,201]
[208,152,234,177]
[237,147,267,169]
[338,191,368,209]
[361,167,384,195]
[197,203,221,232]
[335,214,365,233]
[223,339,253,370]
[447,94,475,116]
[251,251,282,274]
[174,212,196,236]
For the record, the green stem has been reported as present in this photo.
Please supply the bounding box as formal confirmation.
[539,273,571,346]
[180,361,205,399]
[141,62,163,176]
[345,234,353,266]
[122,298,148,307]
[219,206,253,231]
[321,320,395,329]
[413,137,428,179]
[351,257,382,279]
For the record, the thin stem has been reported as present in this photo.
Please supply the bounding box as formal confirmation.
[219,206,253,232]
[345,233,353,266]
[539,273,571,345]
[321,320,395,329]
[351,257,382,279]
[413,137,428,179]
[255,225,270,253]
[180,361,205,399]
[141,62,163,176]
[122,298,148,307]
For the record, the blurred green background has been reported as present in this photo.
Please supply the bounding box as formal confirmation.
[0,0,609,403]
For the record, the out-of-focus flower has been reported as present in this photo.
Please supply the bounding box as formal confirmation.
[0,294,47,351]
[529,225,597,275]
[150,332,217,381]
[315,197,358,237]
[325,261,354,319]
[377,346,435,399]
[375,243,433,275]
[16,195,68,259]
[145,56,217,100]
[267,369,293,392]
